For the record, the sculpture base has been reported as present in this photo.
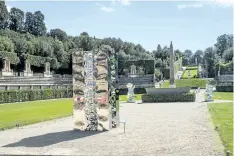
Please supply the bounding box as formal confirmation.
[1,71,13,76]
[169,84,176,88]
[23,72,33,77]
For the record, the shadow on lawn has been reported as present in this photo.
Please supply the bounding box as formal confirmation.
[4,130,103,147]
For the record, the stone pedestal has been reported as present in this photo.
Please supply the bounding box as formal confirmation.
[23,60,33,77]
[1,58,13,76]
[44,62,51,77]
[170,84,176,88]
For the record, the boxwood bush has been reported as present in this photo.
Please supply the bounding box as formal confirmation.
[141,93,196,103]
[0,89,72,104]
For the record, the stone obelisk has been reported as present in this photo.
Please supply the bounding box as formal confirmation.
[169,41,175,88]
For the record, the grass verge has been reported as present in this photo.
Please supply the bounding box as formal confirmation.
[0,98,72,130]
[208,102,233,155]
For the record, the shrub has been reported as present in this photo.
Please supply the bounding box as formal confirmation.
[119,88,146,95]
[141,93,196,102]
[176,79,208,88]
[0,89,72,104]
[216,83,233,92]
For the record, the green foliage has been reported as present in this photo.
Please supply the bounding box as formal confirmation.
[176,79,208,88]
[9,7,24,32]
[215,62,233,74]
[49,28,68,42]
[155,68,161,80]
[0,36,14,52]
[215,34,233,58]
[0,51,20,64]
[216,85,233,92]
[141,93,196,102]
[12,37,27,55]
[0,1,9,28]
[0,89,72,104]
[222,47,233,63]
[203,47,216,77]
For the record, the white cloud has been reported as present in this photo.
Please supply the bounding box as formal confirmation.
[96,3,115,12]
[119,0,131,6]
[177,3,203,9]
[6,4,12,12]
[215,0,234,7]
[112,0,131,6]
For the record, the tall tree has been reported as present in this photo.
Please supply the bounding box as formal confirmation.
[9,7,24,32]
[154,44,163,60]
[203,47,215,77]
[24,12,34,34]
[49,28,67,42]
[223,47,233,63]
[0,0,9,29]
[32,11,46,36]
[182,49,193,66]
[214,34,233,58]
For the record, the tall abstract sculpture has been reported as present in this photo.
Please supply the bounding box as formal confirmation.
[72,46,119,131]
[169,41,175,88]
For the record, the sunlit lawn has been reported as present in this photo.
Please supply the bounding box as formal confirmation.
[119,94,142,101]
[208,102,233,154]
[181,69,198,79]
[212,92,233,101]
[0,98,72,130]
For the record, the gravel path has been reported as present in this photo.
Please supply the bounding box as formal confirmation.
[0,91,224,156]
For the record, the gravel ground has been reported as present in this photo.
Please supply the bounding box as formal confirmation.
[0,90,224,156]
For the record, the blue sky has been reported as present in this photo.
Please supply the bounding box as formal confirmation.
[5,0,233,53]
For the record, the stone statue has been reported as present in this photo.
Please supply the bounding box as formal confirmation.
[130,64,136,75]
[188,70,191,79]
[126,83,135,103]
[205,84,214,102]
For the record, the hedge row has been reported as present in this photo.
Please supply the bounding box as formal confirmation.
[0,89,73,104]
[118,88,146,95]
[216,86,233,92]
[141,93,196,103]
[0,51,20,64]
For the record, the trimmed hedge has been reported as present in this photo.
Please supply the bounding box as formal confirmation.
[0,89,72,104]
[0,51,20,64]
[216,83,233,92]
[119,88,146,95]
[141,93,196,103]
[176,79,208,89]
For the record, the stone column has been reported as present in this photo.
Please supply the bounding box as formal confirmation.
[169,41,175,88]
[72,48,115,131]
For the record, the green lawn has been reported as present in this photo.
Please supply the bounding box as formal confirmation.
[119,94,142,101]
[161,81,170,88]
[161,79,208,88]
[208,102,233,154]
[212,92,233,101]
[0,98,72,130]
[181,69,198,79]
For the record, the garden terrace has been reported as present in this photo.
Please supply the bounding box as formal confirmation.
[0,74,72,91]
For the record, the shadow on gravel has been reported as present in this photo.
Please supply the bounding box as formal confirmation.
[4,130,103,147]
